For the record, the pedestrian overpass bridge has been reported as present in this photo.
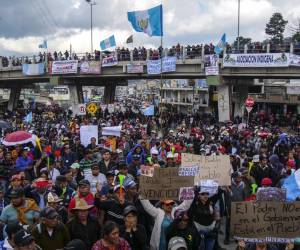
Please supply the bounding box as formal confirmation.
[1,55,300,118]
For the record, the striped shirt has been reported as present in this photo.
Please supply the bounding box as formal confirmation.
[79,158,98,177]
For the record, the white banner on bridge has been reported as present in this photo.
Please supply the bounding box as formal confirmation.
[22,63,45,76]
[289,54,300,67]
[147,56,176,74]
[51,60,78,74]
[223,53,290,67]
[102,54,118,67]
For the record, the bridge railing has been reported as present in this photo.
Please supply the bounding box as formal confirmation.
[1,42,300,71]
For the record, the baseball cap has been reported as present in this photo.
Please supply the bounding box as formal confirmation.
[123,205,138,216]
[150,148,159,155]
[168,236,187,250]
[78,179,90,187]
[8,188,24,198]
[253,155,260,163]
[106,170,115,177]
[261,177,272,186]
[14,230,35,247]
[40,207,59,219]
[125,180,137,189]
[5,222,23,238]
[64,239,87,250]
[70,163,80,169]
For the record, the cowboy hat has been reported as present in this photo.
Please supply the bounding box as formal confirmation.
[72,198,94,210]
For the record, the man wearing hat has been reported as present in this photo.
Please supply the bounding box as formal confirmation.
[46,192,67,224]
[31,207,70,250]
[95,184,131,225]
[2,222,23,250]
[28,178,52,210]
[0,187,40,226]
[13,229,42,250]
[67,198,101,249]
[84,163,107,195]
[119,205,148,250]
[15,147,33,172]
[68,179,96,216]
[168,236,188,250]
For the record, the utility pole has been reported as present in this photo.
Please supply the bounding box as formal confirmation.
[237,0,241,51]
[86,0,96,54]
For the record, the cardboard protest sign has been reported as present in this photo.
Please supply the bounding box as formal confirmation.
[140,167,194,200]
[178,165,199,176]
[231,201,300,240]
[140,165,155,177]
[181,154,231,186]
[178,187,195,201]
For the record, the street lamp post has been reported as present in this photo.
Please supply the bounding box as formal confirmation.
[86,0,96,54]
[237,0,240,51]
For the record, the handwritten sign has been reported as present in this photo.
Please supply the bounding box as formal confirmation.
[181,154,231,186]
[140,165,155,177]
[179,187,195,201]
[178,165,199,176]
[140,168,194,200]
[231,201,300,240]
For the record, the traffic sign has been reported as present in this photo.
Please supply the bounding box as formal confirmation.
[77,104,86,116]
[86,103,98,115]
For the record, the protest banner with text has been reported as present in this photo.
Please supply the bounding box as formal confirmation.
[140,167,194,200]
[231,201,300,240]
[181,153,231,186]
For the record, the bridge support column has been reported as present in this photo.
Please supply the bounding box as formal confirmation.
[69,83,83,113]
[217,83,232,122]
[103,83,116,104]
[233,84,248,118]
[7,86,21,111]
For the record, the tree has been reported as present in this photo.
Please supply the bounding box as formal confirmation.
[265,13,288,44]
[233,36,252,48]
[289,19,300,43]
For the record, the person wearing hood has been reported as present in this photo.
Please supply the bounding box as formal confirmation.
[269,154,284,174]
[126,144,146,165]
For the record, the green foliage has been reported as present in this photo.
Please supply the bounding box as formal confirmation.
[265,13,288,44]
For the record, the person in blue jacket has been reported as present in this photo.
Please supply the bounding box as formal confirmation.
[126,144,146,165]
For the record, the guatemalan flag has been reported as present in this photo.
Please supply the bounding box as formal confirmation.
[214,33,226,55]
[38,40,47,49]
[100,35,116,50]
[282,169,300,201]
[142,105,154,116]
[127,5,163,37]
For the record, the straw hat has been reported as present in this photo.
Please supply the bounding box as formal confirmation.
[72,198,94,210]
[47,192,63,203]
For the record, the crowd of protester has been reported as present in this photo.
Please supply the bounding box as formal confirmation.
[2,40,300,68]
[0,98,298,250]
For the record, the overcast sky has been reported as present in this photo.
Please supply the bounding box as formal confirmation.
[0,0,299,56]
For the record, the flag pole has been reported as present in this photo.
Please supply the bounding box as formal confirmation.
[159,4,164,120]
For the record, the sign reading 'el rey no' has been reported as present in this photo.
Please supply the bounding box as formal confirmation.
[231,201,300,239]
[139,167,194,200]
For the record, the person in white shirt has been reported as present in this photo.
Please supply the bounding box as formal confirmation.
[84,164,107,194]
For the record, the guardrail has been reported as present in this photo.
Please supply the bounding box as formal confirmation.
[1,42,300,71]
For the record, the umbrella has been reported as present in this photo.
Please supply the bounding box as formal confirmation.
[0,120,11,129]
[2,131,36,146]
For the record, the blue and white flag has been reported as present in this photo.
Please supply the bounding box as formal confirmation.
[24,112,33,123]
[127,5,163,37]
[38,40,47,49]
[282,169,300,201]
[142,105,154,116]
[100,35,116,50]
[214,33,226,54]
[22,63,45,76]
